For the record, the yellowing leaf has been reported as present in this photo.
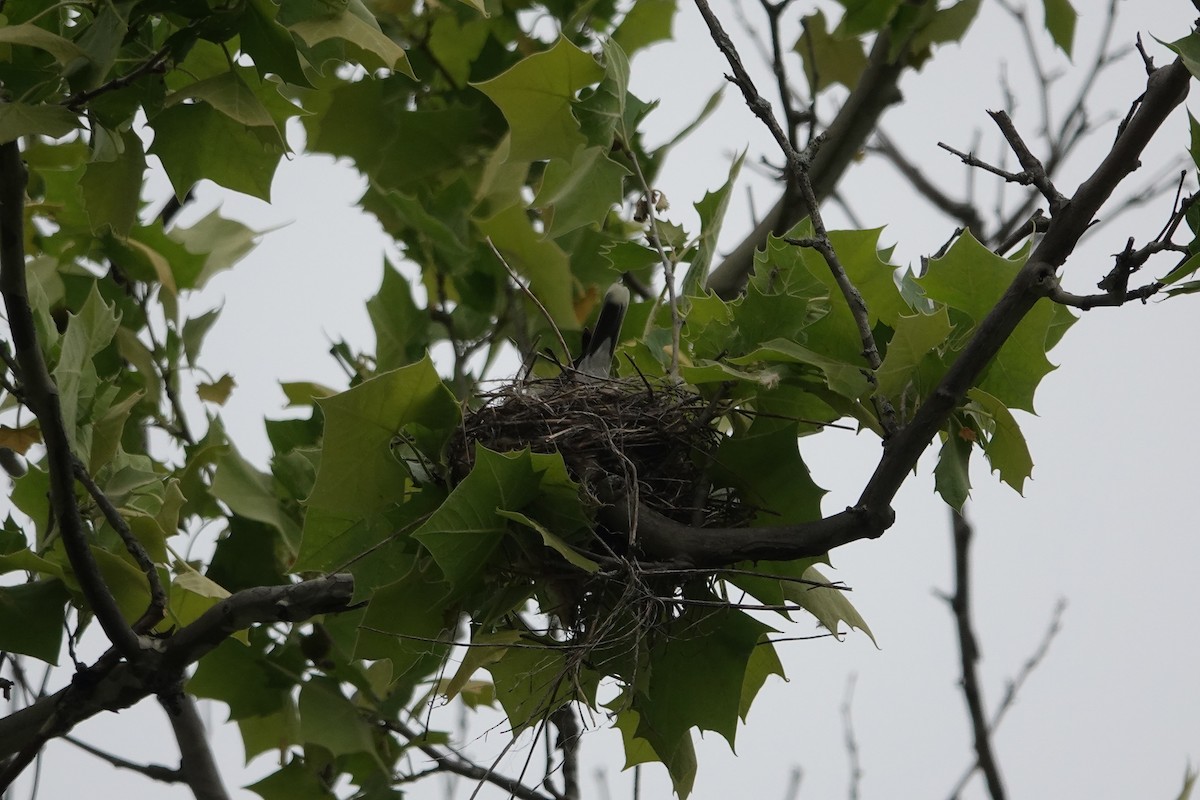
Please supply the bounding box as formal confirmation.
[0,424,41,455]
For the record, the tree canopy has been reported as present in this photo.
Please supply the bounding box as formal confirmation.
[0,1,1198,798]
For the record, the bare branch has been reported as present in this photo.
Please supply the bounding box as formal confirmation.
[987,110,1067,213]
[551,705,581,800]
[872,131,987,236]
[705,9,915,298]
[945,599,1067,800]
[947,509,1006,800]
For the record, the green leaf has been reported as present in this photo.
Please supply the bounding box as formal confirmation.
[635,601,770,779]
[211,447,301,557]
[0,103,79,145]
[1041,0,1076,58]
[287,2,414,77]
[150,102,282,201]
[683,150,744,295]
[52,285,121,460]
[912,0,981,50]
[241,0,312,86]
[967,387,1033,494]
[169,210,263,290]
[712,416,825,526]
[781,565,875,643]
[918,231,1074,412]
[0,579,68,663]
[247,758,333,800]
[412,446,544,588]
[298,678,378,757]
[81,129,146,235]
[473,37,604,162]
[198,373,236,405]
[367,260,428,371]
[1168,33,1200,82]
[354,558,453,676]
[486,640,575,732]
[167,70,276,130]
[476,203,577,330]
[613,0,677,55]
[615,705,698,795]
[796,10,870,91]
[0,23,87,65]
[498,510,599,573]
[307,80,482,189]
[190,636,292,720]
[299,356,460,569]
[877,307,952,401]
[534,145,629,236]
[834,0,903,36]
[935,424,972,510]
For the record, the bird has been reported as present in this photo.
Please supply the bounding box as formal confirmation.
[574,281,629,379]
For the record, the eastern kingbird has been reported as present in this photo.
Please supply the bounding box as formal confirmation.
[574,282,629,379]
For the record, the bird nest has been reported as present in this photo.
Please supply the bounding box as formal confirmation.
[448,376,746,531]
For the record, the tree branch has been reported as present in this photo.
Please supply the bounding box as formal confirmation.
[704,6,919,298]
[72,457,167,633]
[600,58,1192,568]
[383,716,555,800]
[947,509,1006,800]
[0,575,354,770]
[0,137,142,662]
[65,736,184,784]
[164,692,230,800]
[692,0,897,436]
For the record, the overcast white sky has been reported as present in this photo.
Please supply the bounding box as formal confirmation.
[11,1,1200,799]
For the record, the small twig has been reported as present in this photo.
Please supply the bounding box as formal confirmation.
[488,239,571,366]
[72,457,167,633]
[65,736,184,784]
[873,131,986,236]
[842,674,862,800]
[946,599,1066,799]
[948,508,1007,800]
[62,41,173,111]
[987,110,1067,213]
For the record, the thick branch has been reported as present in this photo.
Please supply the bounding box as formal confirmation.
[165,693,230,800]
[0,138,142,661]
[0,575,354,763]
[948,509,1006,800]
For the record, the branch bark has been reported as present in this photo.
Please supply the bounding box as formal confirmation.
[606,59,1192,567]
[165,693,231,800]
[0,574,354,767]
[704,13,914,298]
[948,509,1006,800]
